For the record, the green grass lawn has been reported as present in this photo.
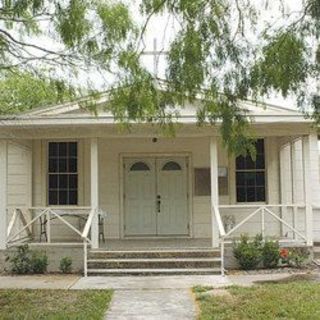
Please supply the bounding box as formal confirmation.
[195,281,320,320]
[0,289,113,320]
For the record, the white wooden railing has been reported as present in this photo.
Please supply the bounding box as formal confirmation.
[6,207,92,246]
[81,208,98,277]
[211,204,310,275]
[7,206,101,277]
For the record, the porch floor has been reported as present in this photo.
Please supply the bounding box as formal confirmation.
[99,238,212,251]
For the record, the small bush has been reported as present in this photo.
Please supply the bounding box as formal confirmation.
[7,245,32,274]
[233,234,263,270]
[262,240,280,268]
[287,247,310,268]
[31,251,48,274]
[7,245,48,274]
[60,256,73,273]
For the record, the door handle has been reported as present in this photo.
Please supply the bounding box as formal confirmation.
[157,195,161,213]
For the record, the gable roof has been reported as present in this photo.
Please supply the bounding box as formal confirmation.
[0,90,311,127]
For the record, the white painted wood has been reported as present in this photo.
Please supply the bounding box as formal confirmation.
[7,209,17,238]
[302,135,313,246]
[210,137,219,248]
[90,138,99,248]
[156,157,189,235]
[0,141,7,249]
[124,158,157,236]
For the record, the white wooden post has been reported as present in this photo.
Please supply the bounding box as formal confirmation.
[290,141,298,239]
[302,135,313,246]
[0,141,7,250]
[210,137,219,248]
[90,138,99,249]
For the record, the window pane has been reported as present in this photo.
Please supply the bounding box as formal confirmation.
[58,159,67,172]
[130,162,150,171]
[59,190,67,205]
[49,159,58,173]
[48,191,58,205]
[236,156,245,170]
[256,187,266,201]
[49,175,58,189]
[246,172,256,186]
[59,175,68,188]
[69,190,77,205]
[58,143,67,157]
[49,143,58,157]
[236,171,266,202]
[236,172,245,186]
[236,139,265,171]
[69,175,78,188]
[256,139,264,153]
[256,172,265,186]
[68,158,77,173]
[69,142,77,157]
[162,161,181,171]
[237,187,246,202]
[247,187,256,202]
[246,156,255,170]
[256,155,265,169]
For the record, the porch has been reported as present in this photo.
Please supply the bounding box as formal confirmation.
[1,132,319,275]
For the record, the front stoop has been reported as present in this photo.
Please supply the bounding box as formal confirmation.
[87,249,221,276]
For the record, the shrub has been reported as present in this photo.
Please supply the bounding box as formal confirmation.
[7,245,32,274]
[287,247,310,268]
[233,234,263,270]
[7,245,48,274]
[31,251,48,274]
[59,256,73,273]
[262,240,280,268]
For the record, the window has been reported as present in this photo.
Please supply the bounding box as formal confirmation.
[130,162,150,171]
[48,142,78,205]
[162,161,181,171]
[236,139,266,202]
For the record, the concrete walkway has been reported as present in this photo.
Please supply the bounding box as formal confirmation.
[0,274,80,289]
[105,289,196,320]
[71,275,231,290]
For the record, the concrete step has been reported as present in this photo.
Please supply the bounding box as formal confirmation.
[87,267,221,276]
[89,249,220,259]
[87,257,221,269]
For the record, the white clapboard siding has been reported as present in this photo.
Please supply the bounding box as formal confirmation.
[7,141,32,239]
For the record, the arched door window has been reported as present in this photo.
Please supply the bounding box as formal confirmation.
[162,161,181,171]
[130,162,150,171]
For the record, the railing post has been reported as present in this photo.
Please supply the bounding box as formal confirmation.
[210,137,219,248]
[0,140,7,250]
[46,210,51,243]
[221,240,225,276]
[293,205,298,240]
[90,138,99,249]
[302,135,313,246]
[83,240,88,277]
[261,207,265,241]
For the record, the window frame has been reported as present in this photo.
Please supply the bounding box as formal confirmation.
[235,139,267,203]
[47,140,79,206]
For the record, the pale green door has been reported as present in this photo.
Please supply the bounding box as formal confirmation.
[124,157,189,236]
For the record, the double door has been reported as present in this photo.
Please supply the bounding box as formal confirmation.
[124,157,189,236]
